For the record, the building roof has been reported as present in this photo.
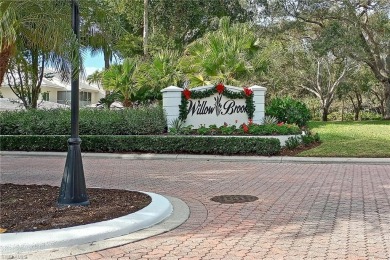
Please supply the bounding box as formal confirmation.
[2,70,103,93]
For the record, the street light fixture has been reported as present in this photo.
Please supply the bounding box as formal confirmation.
[58,0,89,206]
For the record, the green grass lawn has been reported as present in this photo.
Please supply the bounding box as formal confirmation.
[298,120,390,157]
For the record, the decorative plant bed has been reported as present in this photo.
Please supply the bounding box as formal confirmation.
[168,134,302,147]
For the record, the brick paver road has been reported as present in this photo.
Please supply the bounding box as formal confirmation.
[1,155,390,259]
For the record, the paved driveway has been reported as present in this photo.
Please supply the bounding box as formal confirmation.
[1,155,390,259]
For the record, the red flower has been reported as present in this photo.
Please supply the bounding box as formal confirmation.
[216,83,225,94]
[242,123,249,133]
[243,87,253,97]
[277,122,284,126]
[183,88,191,100]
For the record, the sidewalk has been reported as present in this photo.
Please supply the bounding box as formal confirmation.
[1,152,390,259]
[2,151,390,164]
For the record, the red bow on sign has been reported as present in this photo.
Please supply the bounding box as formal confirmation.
[183,88,191,100]
[243,87,253,96]
[216,83,225,94]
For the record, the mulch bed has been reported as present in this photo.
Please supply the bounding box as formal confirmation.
[0,183,151,233]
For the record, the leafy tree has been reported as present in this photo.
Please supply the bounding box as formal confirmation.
[113,0,256,53]
[293,51,355,121]
[148,0,253,48]
[337,66,375,121]
[269,0,390,118]
[370,82,386,117]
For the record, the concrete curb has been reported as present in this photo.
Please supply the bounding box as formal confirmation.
[0,192,174,255]
[1,196,189,260]
[1,151,389,165]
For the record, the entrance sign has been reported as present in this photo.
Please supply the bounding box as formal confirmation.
[162,84,266,128]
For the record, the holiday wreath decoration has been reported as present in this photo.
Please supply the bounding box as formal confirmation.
[178,83,255,121]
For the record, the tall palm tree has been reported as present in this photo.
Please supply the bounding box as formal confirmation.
[80,0,126,70]
[102,58,139,107]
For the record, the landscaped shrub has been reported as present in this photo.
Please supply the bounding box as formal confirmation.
[262,115,278,125]
[0,106,167,135]
[0,135,281,156]
[285,136,301,150]
[0,108,70,135]
[266,97,311,127]
[169,123,301,136]
[284,130,321,150]
[301,132,320,146]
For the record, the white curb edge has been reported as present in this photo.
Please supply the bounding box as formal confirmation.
[0,192,172,254]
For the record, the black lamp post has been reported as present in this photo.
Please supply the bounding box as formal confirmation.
[58,0,89,206]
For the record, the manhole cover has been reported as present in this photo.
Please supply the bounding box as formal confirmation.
[210,195,258,204]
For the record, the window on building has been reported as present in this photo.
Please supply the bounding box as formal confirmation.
[57,91,92,106]
[57,91,71,105]
[80,91,92,106]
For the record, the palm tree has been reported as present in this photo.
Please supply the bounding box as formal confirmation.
[102,58,139,107]
[80,0,126,70]
[87,70,103,89]
[179,17,265,87]
[135,50,183,100]
[1,1,77,108]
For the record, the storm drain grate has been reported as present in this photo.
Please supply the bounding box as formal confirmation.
[210,195,259,204]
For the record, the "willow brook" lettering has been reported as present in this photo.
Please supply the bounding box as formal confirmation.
[188,97,247,116]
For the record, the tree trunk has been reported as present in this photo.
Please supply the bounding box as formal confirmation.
[31,48,39,109]
[384,80,390,120]
[354,108,360,121]
[380,100,385,118]
[0,43,13,86]
[322,107,329,121]
[349,92,362,121]
[143,0,149,56]
[103,48,111,97]
[122,97,132,108]
[104,51,110,70]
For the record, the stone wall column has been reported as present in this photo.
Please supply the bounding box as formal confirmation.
[250,85,267,124]
[161,86,183,128]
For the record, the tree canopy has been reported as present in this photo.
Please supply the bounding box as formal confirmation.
[1,0,389,120]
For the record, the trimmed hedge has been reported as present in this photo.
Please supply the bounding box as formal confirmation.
[0,135,281,156]
[0,107,166,135]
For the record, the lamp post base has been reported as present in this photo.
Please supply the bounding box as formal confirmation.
[58,137,89,206]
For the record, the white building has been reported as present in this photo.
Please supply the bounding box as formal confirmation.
[1,71,105,107]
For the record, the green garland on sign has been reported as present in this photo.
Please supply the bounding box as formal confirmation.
[179,84,255,121]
